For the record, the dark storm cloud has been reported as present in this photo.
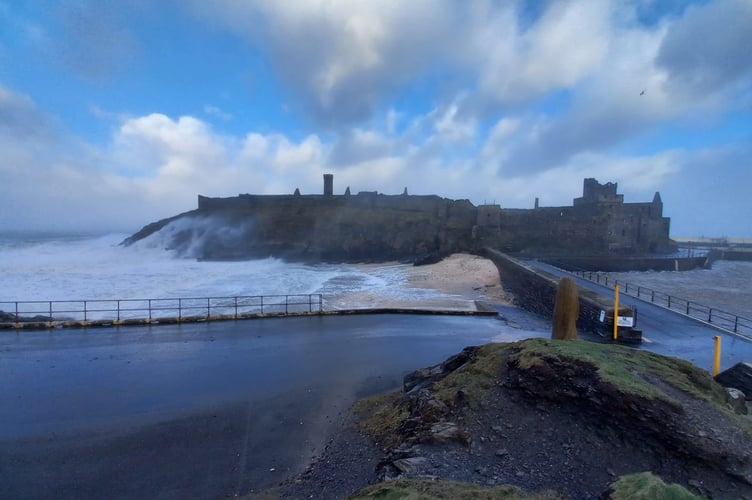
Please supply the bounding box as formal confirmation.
[657,0,752,95]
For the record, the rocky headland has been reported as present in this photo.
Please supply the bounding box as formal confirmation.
[120,177,676,264]
[255,338,752,499]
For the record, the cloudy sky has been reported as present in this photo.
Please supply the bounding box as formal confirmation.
[1,0,750,237]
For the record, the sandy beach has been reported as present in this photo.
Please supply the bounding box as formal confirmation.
[327,253,510,311]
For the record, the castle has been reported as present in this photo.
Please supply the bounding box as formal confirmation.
[165,175,675,262]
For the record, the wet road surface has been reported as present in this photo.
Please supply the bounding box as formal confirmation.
[0,312,542,499]
[526,260,752,372]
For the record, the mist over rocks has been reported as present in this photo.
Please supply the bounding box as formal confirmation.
[122,194,477,263]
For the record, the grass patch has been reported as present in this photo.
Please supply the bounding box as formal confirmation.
[608,472,700,499]
[354,389,409,447]
[509,338,728,407]
[432,343,506,408]
[347,478,562,499]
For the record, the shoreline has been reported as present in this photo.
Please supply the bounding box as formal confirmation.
[326,253,510,312]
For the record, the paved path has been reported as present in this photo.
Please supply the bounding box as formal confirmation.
[525,260,752,373]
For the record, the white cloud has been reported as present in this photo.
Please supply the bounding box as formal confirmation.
[475,0,611,102]
[186,0,464,124]
[203,105,232,121]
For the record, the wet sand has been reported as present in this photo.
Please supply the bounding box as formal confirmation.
[327,254,510,311]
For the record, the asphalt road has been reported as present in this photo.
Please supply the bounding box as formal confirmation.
[0,311,545,499]
[526,260,752,373]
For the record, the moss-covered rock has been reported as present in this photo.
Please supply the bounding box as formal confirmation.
[604,472,701,500]
[347,478,561,500]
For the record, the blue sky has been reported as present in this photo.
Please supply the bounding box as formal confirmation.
[0,0,750,237]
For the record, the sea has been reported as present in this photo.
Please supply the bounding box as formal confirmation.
[1,233,751,321]
[0,232,451,311]
[607,259,752,320]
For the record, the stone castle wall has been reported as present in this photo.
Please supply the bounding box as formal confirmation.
[141,177,674,262]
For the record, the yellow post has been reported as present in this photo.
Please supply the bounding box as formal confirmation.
[613,284,620,341]
[713,336,721,376]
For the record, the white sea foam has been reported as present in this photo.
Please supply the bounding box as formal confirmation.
[607,260,752,319]
[0,234,444,310]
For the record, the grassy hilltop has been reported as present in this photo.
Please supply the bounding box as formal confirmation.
[258,338,752,499]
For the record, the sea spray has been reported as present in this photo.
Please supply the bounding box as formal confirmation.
[0,234,445,309]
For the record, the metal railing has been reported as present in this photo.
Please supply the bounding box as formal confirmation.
[571,270,752,339]
[0,294,324,329]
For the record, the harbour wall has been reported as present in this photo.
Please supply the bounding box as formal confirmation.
[482,248,611,335]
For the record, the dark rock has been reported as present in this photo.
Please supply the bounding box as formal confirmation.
[403,346,477,394]
[725,388,748,415]
[716,363,752,401]
[392,456,426,474]
[413,251,442,267]
[429,422,466,444]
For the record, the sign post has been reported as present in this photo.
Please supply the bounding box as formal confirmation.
[613,284,620,341]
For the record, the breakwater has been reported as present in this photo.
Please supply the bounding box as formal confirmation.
[544,255,710,272]
[482,248,617,336]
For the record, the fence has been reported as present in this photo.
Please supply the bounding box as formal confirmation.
[570,270,752,339]
[0,294,324,329]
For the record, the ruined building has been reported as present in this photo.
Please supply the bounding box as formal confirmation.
[125,176,675,262]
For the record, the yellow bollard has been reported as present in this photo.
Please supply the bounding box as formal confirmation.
[613,284,620,341]
[713,335,721,376]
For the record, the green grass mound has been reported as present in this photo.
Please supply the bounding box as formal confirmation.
[507,338,728,407]
[347,478,561,499]
[607,472,700,499]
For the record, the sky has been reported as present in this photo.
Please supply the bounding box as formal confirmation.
[0,0,750,237]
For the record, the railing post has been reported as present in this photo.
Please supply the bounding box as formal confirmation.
[651,290,655,302]
[148,299,152,322]
[309,294,312,313]
[686,301,690,315]
[708,308,712,322]
[117,300,121,322]
[261,296,264,314]
[178,298,182,322]
[285,295,289,315]
[668,295,671,308]
[735,316,739,333]
[207,298,211,320]
[83,301,87,322]
[234,297,238,319]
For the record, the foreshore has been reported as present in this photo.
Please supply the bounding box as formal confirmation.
[326,253,510,311]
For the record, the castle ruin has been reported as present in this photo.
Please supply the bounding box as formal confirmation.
[181,175,674,261]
